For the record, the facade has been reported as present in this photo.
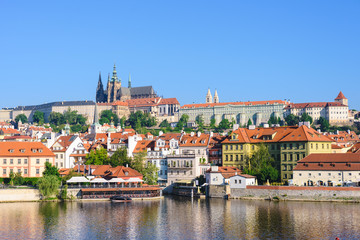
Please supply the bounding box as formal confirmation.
[50,135,88,168]
[180,96,286,126]
[222,124,333,182]
[0,142,55,177]
[284,91,349,125]
[293,153,360,186]
[96,65,157,103]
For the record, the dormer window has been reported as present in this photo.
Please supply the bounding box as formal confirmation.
[9,149,14,153]
[32,149,36,153]
[20,149,25,153]
[39,149,43,153]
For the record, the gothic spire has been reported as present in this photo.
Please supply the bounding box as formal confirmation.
[214,89,219,103]
[206,88,213,103]
[128,73,132,88]
[96,72,105,103]
[111,63,119,82]
[93,103,99,124]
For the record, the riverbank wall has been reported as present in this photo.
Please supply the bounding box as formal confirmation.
[0,189,40,202]
[208,185,360,202]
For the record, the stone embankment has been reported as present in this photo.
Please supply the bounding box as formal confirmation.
[208,185,360,202]
[0,188,40,202]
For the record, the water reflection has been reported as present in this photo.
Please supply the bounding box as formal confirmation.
[0,197,359,239]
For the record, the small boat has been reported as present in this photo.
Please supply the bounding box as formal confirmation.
[110,196,132,203]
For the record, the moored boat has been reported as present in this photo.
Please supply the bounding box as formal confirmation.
[110,196,132,203]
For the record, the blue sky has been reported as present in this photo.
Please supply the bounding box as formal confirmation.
[1,1,359,109]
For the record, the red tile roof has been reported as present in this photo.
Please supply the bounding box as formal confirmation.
[0,142,55,157]
[112,101,129,106]
[133,140,155,153]
[181,100,285,109]
[126,97,179,108]
[335,91,347,100]
[180,133,210,147]
[294,153,360,171]
[285,101,346,109]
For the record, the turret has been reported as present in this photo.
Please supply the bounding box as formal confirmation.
[206,88,213,103]
[214,89,219,103]
[335,91,348,106]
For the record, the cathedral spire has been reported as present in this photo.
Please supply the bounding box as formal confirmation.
[93,103,99,124]
[206,88,213,103]
[128,73,132,88]
[111,64,119,82]
[96,72,105,103]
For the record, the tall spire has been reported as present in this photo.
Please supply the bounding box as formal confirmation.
[214,89,219,103]
[206,88,213,103]
[96,72,106,103]
[111,64,118,82]
[94,103,99,124]
[128,73,132,88]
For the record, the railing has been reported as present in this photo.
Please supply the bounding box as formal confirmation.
[167,154,196,158]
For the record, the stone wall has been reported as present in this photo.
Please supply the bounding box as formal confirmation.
[0,189,40,202]
[232,186,360,201]
[207,185,360,201]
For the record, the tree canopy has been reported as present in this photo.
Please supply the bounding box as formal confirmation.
[318,116,330,132]
[300,112,313,124]
[85,148,109,165]
[159,119,171,128]
[284,114,300,126]
[176,114,189,130]
[247,118,253,127]
[218,119,231,130]
[243,144,279,184]
[131,151,158,185]
[127,111,157,131]
[15,114,27,124]
[49,108,88,133]
[99,110,119,126]
[33,111,45,124]
[37,175,60,198]
[43,162,60,177]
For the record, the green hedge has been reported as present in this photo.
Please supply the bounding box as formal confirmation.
[0,177,39,186]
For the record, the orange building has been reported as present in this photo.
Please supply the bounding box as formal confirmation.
[0,142,55,177]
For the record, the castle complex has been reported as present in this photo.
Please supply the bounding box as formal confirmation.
[96,64,157,103]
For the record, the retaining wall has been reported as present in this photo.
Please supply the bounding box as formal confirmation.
[0,189,40,202]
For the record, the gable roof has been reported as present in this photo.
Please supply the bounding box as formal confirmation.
[335,91,347,100]
[0,142,55,157]
[294,153,360,171]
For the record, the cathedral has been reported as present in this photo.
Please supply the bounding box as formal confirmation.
[96,64,157,103]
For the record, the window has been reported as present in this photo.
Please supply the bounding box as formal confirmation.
[318,173,321,176]
[61,163,63,167]
[235,180,237,184]
[349,173,352,176]
[190,171,192,175]
[165,170,167,175]
[10,169,13,174]
[36,159,40,164]
[328,173,331,176]
[3,159,6,164]
[225,155,228,161]
[230,155,233,161]
[230,145,233,150]
[177,171,179,175]
[10,159,13,164]
[299,173,302,176]
[236,155,239,161]
[36,169,40,174]
[3,169,6,175]
[184,171,186,175]
[24,169,27,174]
[225,145,228,150]
[17,169,21,174]
[24,159,28,164]
[309,173,311,176]
[18,159,21,164]
[236,145,238,150]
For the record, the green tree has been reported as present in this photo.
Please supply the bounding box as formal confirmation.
[108,148,131,167]
[37,175,60,198]
[300,112,313,124]
[176,114,189,130]
[99,110,119,126]
[63,108,78,125]
[9,172,24,186]
[159,119,171,128]
[130,151,158,185]
[43,162,60,177]
[247,118,253,127]
[268,115,280,125]
[195,115,204,129]
[85,148,109,165]
[49,112,64,126]
[70,124,82,133]
[33,111,45,124]
[76,114,87,125]
[243,144,278,184]
[15,114,28,123]
[284,114,300,126]
[218,119,231,130]
[318,116,330,132]
[210,118,216,129]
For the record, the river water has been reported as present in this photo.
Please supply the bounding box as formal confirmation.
[0,196,358,240]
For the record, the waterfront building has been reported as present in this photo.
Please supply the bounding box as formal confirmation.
[293,153,360,186]
[284,91,349,125]
[0,142,55,177]
[50,135,88,168]
[222,123,333,182]
[179,90,286,126]
[167,132,211,185]
[205,166,241,185]
[208,134,226,166]
[96,65,157,103]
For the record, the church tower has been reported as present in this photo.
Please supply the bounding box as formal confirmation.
[206,88,213,103]
[111,64,121,102]
[335,91,348,106]
[96,72,106,103]
[214,89,219,103]
[106,73,112,103]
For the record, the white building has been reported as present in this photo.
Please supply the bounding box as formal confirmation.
[293,153,360,186]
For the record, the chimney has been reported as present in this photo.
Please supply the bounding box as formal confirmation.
[159,131,163,136]
[248,125,256,130]
[233,124,239,131]
[190,132,194,137]
[210,131,214,137]
[263,123,269,128]
[211,166,218,172]
[197,131,201,137]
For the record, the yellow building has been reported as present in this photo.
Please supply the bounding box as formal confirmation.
[222,125,333,182]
